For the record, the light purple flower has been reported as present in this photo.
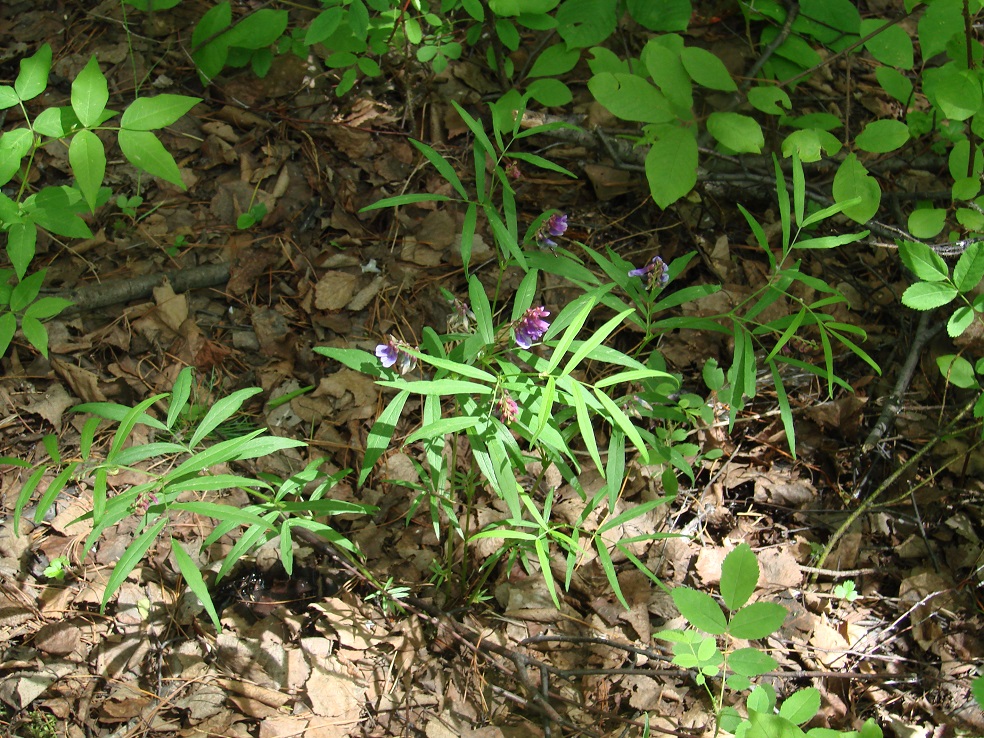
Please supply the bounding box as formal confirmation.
[446,297,477,334]
[514,306,550,349]
[375,335,418,374]
[628,255,670,289]
[536,212,568,248]
[499,392,519,424]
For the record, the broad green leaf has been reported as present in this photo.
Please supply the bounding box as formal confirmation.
[588,73,674,123]
[0,86,18,110]
[191,1,232,83]
[902,278,957,319]
[69,130,106,213]
[305,7,344,45]
[15,44,52,101]
[779,687,821,726]
[642,40,692,110]
[671,587,727,634]
[720,542,758,611]
[681,46,736,91]
[489,0,559,15]
[728,601,787,639]
[20,316,49,357]
[646,127,698,208]
[747,85,791,114]
[121,94,201,131]
[71,56,109,127]
[526,78,573,107]
[861,19,913,69]
[747,711,806,738]
[627,0,691,31]
[948,305,975,338]
[556,0,617,47]
[0,128,35,188]
[855,119,909,153]
[171,537,222,631]
[9,270,46,312]
[924,65,982,121]
[0,312,17,355]
[7,222,38,280]
[832,154,880,224]
[898,240,949,281]
[706,112,763,153]
[189,387,263,447]
[118,129,185,187]
[528,43,580,77]
[908,208,946,239]
[729,647,779,677]
[937,354,977,388]
[225,8,288,49]
[877,66,913,103]
[954,242,984,291]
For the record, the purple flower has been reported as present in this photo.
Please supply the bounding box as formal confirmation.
[514,306,550,349]
[536,212,568,248]
[499,392,519,424]
[375,335,418,374]
[628,255,670,289]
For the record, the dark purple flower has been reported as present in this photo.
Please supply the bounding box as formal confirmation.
[628,255,670,289]
[375,335,418,374]
[499,392,519,424]
[536,212,568,248]
[514,306,550,349]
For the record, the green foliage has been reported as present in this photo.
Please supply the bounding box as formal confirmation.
[657,544,883,738]
[0,42,199,358]
[1,368,373,632]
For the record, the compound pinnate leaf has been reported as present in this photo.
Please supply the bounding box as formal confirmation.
[728,601,787,639]
[671,587,727,634]
[720,542,759,611]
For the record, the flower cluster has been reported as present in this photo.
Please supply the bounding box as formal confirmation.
[514,305,550,349]
[446,297,477,334]
[499,391,519,424]
[536,212,568,248]
[375,335,418,375]
[628,255,670,289]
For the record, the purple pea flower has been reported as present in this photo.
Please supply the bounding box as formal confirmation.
[499,392,519,424]
[628,255,670,289]
[446,297,477,334]
[514,306,550,349]
[375,335,418,375]
[536,212,568,248]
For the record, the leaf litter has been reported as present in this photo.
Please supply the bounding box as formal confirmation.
[0,2,982,737]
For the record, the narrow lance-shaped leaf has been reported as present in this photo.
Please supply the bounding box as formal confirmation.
[172,537,223,631]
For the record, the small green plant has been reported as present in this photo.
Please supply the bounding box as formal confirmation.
[657,543,883,737]
[116,193,144,219]
[365,575,411,616]
[236,201,268,230]
[42,555,70,581]
[897,239,984,425]
[832,579,859,602]
[0,43,199,357]
[2,367,374,631]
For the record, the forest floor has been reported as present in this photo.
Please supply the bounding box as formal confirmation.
[1,2,983,737]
